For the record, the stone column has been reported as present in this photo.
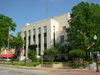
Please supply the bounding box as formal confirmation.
[26,30,29,58]
[35,29,39,57]
[41,27,44,55]
[30,29,33,45]
[22,32,25,55]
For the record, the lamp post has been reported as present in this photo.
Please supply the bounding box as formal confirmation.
[93,35,99,72]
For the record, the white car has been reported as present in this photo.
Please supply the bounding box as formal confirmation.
[2,58,11,61]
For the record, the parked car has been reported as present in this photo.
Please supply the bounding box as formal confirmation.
[1,58,11,61]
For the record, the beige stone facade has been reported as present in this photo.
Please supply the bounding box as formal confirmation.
[21,13,70,57]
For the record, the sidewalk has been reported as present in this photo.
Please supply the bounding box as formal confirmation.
[52,69,100,75]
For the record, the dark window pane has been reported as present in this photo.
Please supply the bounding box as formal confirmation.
[44,26,47,33]
[33,29,36,35]
[60,35,64,43]
[28,36,30,46]
[38,34,41,55]
[44,33,47,50]
[33,35,35,44]
[38,27,41,34]
[53,32,55,47]
[29,30,31,36]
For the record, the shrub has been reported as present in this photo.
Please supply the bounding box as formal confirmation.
[28,50,37,62]
[68,49,86,68]
[69,49,86,58]
[44,48,58,63]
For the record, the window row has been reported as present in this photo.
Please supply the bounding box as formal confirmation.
[24,26,47,36]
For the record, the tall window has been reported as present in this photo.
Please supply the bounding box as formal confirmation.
[33,29,36,35]
[63,26,66,30]
[53,26,55,32]
[28,30,31,48]
[38,27,41,34]
[33,29,36,44]
[24,31,26,37]
[53,26,55,47]
[24,31,26,49]
[44,26,47,33]
[29,30,31,36]
[38,27,41,55]
[44,26,47,50]
[60,35,64,43]
[24,31,26,40]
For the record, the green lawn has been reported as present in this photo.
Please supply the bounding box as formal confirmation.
[7,62,40,67]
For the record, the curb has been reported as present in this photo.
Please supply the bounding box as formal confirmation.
[0,64,35,70]
[0,64,95,72]
[0,64,57,71]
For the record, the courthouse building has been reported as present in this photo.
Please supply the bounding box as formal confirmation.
[21,13,70,57]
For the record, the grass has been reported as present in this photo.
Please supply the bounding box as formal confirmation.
[5,61,63,67]
[7,62,40,67]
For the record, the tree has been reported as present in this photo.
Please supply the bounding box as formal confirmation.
[69,49,86,68]
[69,49,86,59]
[0,14,16,48]
[55,43,70,61]
[9,32,24,56]
[67,2,100,51]
[44,48,58,63]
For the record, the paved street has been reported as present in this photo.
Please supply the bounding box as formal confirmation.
[0,66,58,75]
[0,65,100,75]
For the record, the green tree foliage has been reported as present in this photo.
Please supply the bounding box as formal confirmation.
[9,32,24,56]
[0,14,16,48]
[69,49,86,59]
[28,50,37,62]
[44,48,58,62]
[55,43,70,61]
[10,32,24,49]
[67,2,100,51]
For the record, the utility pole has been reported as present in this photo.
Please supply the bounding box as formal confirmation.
[46,0,48,18]
[41,0,48,67]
